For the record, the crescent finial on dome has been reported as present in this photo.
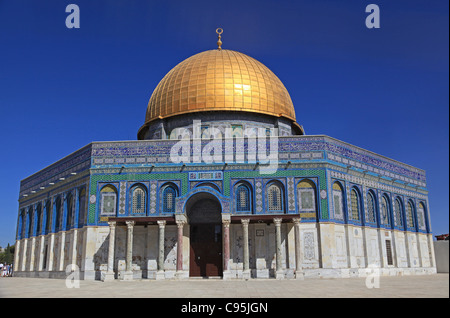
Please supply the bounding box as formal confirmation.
[216,28,223,50]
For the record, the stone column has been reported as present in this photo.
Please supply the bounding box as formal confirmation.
[58,231,66,272]
[292,218,304,280]
[122,221,135,280]
[274,218,284,279]
[241,219,250,279]
[175,220,185,279]
[29,237,36,272]
[38,200,47,271]
[38,235,45,271]
[13,240,20,275]
[103,221,116,281]
[222,218,231,280]
[21,239,28,272]
[156,220,166,280]
[47,233,55,271]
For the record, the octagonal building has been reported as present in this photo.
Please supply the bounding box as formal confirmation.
[14,37,436,280]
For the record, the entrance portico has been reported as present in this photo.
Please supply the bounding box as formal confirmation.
[104,210,304,281]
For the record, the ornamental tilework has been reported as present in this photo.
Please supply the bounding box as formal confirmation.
[119,182,126,215]
[287,177,295,212]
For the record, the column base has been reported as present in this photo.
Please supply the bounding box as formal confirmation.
[155,271,165,280]
[103,271,116,282]
[242,270,251,280]
[222,270,233,280]
[276,270,285,280]
[295,270,305,280]
[121,271,133,281]
[175,271,188,280]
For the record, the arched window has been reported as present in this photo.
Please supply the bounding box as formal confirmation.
[236,184,251,213]
[417,202,426,231]
[55,196,62,232]
[45,200,52,234]
[36,203,42,236]
[350,189,361,221]
[100,185,117,216]
[66,192,74,230]
[394,197,403,228]
[366,191,376,223]
[381,195,391,226]
[298,179,316,214]
[267,182,283,212]
[162,185,177,213]
[131,185,147,214]
[78,188,86,228]
[332,182,345,220]
[27,207,33,237]
[20,209,26,239]
[406,200,415,229]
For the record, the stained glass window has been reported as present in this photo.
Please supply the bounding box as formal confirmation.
[236,184,251,212]
[350,189,360,221]
[132,186,146,214]
[332,182,344,220]
[394,198,403,228]
[406,201,415,229]
[366,192,376,223]
[163,186,177,213]
[417,203,426,230]
[381,195,391,226]
[267,183,282,212]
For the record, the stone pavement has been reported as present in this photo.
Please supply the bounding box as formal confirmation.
[0,274,448,298]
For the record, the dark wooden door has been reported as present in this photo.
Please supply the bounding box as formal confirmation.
[190,224,223,277]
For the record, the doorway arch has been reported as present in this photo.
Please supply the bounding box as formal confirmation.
[186,192,223,277]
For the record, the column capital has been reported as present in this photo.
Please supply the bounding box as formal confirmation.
[273,218,283,226]
[157,220,166,228]
[108,221,117,228]
[240,218,250,226]
[292,218,301,225]
[222,219,231,227]
[176,220,186,228]
[125,220,135,228]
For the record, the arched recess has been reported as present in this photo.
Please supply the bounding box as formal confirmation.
[185,191,223,277]
[297,179,317,216]
[332,181,345,221]
[99,184,118,217]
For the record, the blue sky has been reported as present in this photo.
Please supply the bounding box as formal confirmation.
[0,0,448,247]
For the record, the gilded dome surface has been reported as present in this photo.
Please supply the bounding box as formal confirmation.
[143,49,297,126]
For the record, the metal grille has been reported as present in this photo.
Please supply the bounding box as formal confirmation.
[267,184,282,211]
[236,185,250,212]
[163,186,176,213]
[366,192,376,223]
[386,240,393,265]
[350,189,360,221]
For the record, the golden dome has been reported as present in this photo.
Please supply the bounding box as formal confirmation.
[140,49,299,135]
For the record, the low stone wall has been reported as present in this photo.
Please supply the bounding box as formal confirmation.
[434,241,449,273]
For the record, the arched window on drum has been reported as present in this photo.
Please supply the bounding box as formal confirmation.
[297,179,317,216]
